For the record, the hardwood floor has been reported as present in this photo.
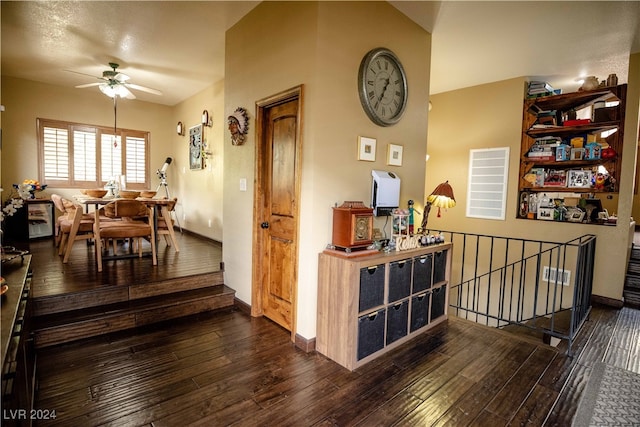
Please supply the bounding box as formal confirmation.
[19,232,640,426]
[26,231,222,299]
[32,301,639,426]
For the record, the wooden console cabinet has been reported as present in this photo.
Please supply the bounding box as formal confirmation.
[317,243,452,370]
[1,255,36,426]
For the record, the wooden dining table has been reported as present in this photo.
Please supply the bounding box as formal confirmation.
[73,195,176,259]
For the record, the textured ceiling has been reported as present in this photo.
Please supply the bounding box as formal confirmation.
[2,1,639,106]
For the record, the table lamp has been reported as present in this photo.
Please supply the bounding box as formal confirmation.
[421,180,456,231]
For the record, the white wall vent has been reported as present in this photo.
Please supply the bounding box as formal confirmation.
[542,266,571,286]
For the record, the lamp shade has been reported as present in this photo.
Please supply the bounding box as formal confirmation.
[427,181,456,208]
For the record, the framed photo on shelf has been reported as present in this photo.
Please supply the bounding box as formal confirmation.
[357,136,376,162]
[537,207,555,221]
[570,148,585,161]
[387,144,403,166]
[567,208,586,223]
[567,169,592,188]
[543,169,566,187]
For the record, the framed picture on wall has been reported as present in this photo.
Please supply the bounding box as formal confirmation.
[357,136,376,162]
[387,144,403,166]
[189,124,203,170]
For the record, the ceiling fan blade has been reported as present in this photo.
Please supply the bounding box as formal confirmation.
[75,82,102,89]
[121,86,136,100]
[65,69,103,80]
[125,83,162,96]
[114,73,130,83]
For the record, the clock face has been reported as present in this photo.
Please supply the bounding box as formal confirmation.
[354,215,371,241]
[358,48,408,127]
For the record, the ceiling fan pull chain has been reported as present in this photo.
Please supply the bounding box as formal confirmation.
[113,96,118,148]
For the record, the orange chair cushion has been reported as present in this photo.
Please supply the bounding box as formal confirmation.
[98,221,151,238]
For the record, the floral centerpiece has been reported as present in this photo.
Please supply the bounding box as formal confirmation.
[17,179,47,199]
[1,180,46,223]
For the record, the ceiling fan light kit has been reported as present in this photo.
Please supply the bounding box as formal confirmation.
[72,62,162,100]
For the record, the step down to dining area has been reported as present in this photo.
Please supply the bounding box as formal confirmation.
[32,275,235,348]
[23,230,232,348]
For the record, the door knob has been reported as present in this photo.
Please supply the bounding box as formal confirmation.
[261,222,270,229]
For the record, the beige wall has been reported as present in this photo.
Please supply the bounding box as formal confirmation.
[0,76,224,242]
[427,64,640,302]
[223,1,431,339]
[1,76,171,192]
[170,82,225,241]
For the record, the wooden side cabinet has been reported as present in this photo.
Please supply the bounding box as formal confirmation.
[1,255,36,426]
[317,243,452,370]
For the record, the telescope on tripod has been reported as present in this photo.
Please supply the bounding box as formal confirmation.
[156,157,182,231]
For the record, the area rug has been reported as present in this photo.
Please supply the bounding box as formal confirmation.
[573,362,640,426]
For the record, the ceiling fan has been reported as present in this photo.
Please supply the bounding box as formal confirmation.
[72,62,162,99]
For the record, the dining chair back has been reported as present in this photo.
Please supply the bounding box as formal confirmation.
[59,203,95,263]
[94,199,157,272]
[51,194,96,262]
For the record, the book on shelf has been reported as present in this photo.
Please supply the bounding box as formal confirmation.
[530,123,562,129]
[527,81,555,96]
[534,136,562,145]
[563,119,591,127]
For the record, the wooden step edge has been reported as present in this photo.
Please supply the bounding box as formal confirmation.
[33,285,235,329]
[33,286,236,348]
[32,270,226,316]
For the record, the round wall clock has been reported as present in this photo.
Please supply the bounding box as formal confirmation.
[358,47,408,127]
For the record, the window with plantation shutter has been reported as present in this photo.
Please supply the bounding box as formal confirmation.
[125,136,147,184]
[101,134,122,182]
[42,126,70,181]
[37,118,150,189]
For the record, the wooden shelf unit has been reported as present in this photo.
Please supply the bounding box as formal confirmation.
[317,243,452,371]
[518,84,627,221]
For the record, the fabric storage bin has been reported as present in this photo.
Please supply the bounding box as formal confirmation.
[359,264,385,312]
[410,292,431,332]
[412,254,433,293]
[430,284,447,321]
[388,260,411,303]
[433,250,447,284]
[386,299,409,345]
[357,308,386,360]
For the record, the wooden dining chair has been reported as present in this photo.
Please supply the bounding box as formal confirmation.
[59,204,96,263]
[94,199,157,272]
[51,194,95,262]
[51,194,69,248]
[156,198,180,252]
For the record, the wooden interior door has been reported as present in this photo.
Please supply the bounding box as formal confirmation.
[253,87,302,336]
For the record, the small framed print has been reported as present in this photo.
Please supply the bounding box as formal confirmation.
[358,136,376,162]
[537,207,555,220]
[387,143,403,166]
[567,169,592,188]
[570,148,584,160]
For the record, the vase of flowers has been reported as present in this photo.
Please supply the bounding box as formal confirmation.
[17,179,47,199]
